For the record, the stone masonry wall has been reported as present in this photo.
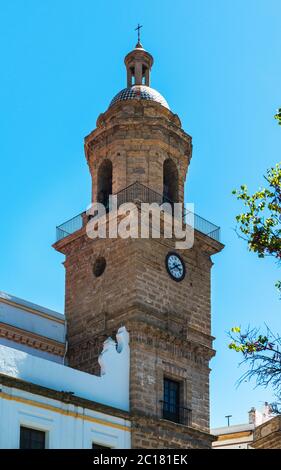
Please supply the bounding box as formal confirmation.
[56,222,220,448]
[252,416,281,448]
[85,101,192,204]
[54,96,223,449]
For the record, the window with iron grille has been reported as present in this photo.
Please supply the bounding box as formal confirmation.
[19,426,46,449]
[163,377,181,423]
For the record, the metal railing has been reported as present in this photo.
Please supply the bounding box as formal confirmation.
[56,182,221,243]
[185,209,221,243]
[56,212,84,242]
[117,181,165,206]
[160,400,192,426]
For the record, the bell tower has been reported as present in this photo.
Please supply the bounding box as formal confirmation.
[54,39,223,449]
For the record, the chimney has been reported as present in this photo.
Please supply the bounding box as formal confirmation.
[248,407,256,425]
[262,402,273,422]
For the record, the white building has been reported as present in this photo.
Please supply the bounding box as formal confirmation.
[211,403,275,449]
[0,291,131,449]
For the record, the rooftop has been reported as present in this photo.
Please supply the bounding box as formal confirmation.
[109,85,169,109]
[109,40,169,111]
[0,291,63,321]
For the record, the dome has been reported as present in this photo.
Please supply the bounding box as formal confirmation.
[109,85,170,110]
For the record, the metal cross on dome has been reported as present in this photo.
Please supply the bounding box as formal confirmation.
[135,23,143,43]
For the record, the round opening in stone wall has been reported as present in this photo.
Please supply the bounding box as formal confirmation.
[93,257,106,278]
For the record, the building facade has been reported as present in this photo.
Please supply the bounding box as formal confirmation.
[212,402,279,449]
[0,291,66,363]
[54,39,223,448]
[0,292,131,449]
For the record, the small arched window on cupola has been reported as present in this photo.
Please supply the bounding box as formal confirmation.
[163,158,179,203]
[142,65,148,85]
[97,159,112,212]
[130,67,136,85]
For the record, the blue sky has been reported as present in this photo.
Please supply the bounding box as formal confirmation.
[0,0,280,428]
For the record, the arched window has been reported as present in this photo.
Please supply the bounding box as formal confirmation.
[163,158,178,203]
[97,159,112,211]
[130,67,136,85]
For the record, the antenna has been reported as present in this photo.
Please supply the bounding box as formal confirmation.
[225,415,232,426]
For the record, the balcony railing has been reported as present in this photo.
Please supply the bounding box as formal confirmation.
[56,182,221,243]
[160,400,192,426]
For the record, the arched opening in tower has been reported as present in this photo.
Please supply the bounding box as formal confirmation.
[97,159,112,211]
[130,67,135,85]
[163,158,179,203]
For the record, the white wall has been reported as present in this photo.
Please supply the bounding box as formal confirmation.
[0,326,130,412]
[0,385,131,449]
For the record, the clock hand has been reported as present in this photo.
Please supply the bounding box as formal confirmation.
[172,263,182,271]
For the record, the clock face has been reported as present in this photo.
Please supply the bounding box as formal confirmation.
[165,252,185,282]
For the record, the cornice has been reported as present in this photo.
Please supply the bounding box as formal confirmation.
[0,322,65,357]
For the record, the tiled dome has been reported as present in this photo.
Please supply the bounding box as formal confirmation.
[109,85,169,110]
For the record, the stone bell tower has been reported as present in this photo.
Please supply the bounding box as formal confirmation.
[54,38,223,449]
